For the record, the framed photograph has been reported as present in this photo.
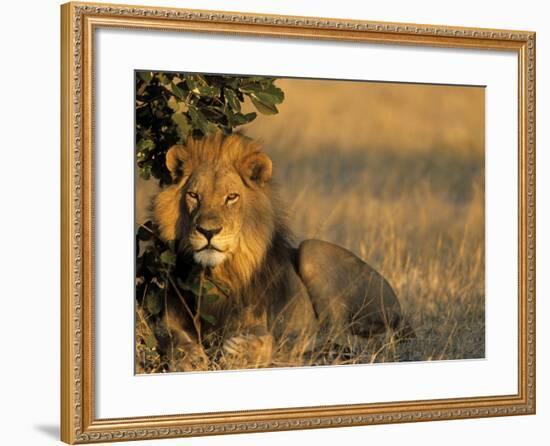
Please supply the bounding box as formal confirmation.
[60,2,536,443]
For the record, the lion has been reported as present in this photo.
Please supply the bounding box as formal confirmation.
[150,132,413,371]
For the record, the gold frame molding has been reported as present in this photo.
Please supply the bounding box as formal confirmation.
[60,2,536,443]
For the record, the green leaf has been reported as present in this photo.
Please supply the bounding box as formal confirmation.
[242,76,273,85]
[197,85,221,98]
[137,139,155,152]
[170,81,187,101]
[250,97,278,115]
[185,75,207,93]
[185,76,198,92]
[240,83,283,101]
[202,105,226,121]
[200,313,217,325]
[188,105,205,128]
[160,249,177,267]
[252,90,283,105]
[188,106,215,134]
[137,71,152,83]
[223,88,241,112]
[144,290,162,315]
[203,293,220,304]
[229,111,257,126]
[176,279,201,296]
[171,113,191,139]
[185,75,220,98]
[262,83,285,102]
[158,74,171,85]
[139,163,152,180]
[145,333,157,349]
[243,112,257,121]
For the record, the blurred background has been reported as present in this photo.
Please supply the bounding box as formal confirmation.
[137,77,485,361]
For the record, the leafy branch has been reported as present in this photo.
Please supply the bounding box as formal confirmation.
[137,220,230,343]
[135,72,285,359]
[136,71,284,185]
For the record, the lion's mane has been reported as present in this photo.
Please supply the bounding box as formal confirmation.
[153,133,294,300]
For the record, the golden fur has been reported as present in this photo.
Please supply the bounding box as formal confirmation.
[150,132,409,371]
[154,132,280,292]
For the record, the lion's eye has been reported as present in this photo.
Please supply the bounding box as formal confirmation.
[226,193,240,204]
[187,191,199,200]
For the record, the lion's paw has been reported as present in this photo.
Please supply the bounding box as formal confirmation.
[222,333,273,368]
[176,343,209,372]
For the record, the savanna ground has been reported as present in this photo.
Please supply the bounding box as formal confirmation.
[136,78,485,372]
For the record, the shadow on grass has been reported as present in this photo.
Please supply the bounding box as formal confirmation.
[270,145,484,204]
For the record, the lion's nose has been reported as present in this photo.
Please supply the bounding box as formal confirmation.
[196,225,222,242]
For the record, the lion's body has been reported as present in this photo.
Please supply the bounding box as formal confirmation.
[150,133,410,370]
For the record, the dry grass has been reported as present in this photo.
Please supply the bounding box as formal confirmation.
[136,78,485,373]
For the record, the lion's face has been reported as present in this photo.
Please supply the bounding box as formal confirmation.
[184,165,247,267]
[154,133,276,279]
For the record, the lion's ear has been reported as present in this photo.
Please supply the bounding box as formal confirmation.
[165,144,191,182]
[238,152,272,186]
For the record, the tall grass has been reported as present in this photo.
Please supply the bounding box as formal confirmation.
[136,78,485,372]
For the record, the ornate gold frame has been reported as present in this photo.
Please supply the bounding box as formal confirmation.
[60,2,536,443]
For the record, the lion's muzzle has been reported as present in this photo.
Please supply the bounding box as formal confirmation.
[196,224,222,242]
[190,223,233,268]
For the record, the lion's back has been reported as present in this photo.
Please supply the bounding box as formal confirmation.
[297,239,404,337]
